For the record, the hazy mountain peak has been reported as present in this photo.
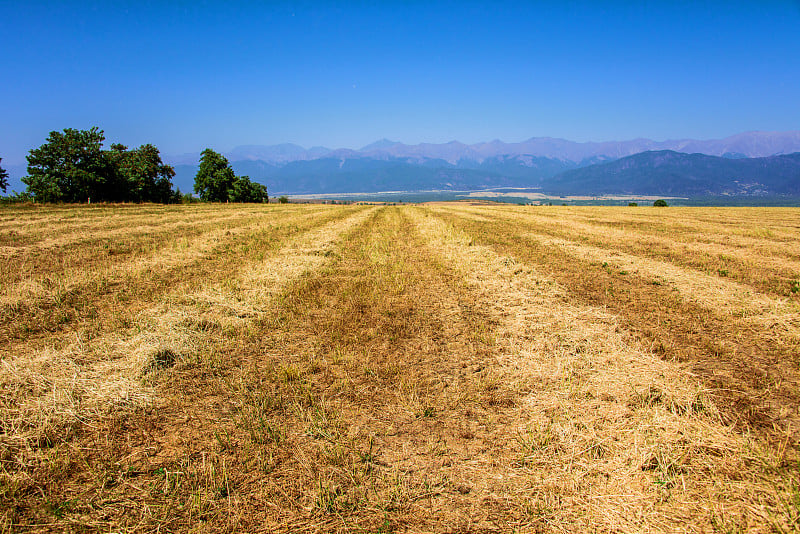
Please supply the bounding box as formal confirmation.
[161,130,800,170]
[145,132,800,199]
[227,143,308,162]
[360,138,401,151]
[543,150,800,196]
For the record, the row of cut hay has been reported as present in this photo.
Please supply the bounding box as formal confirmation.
[0,206,363,361]
[0,204,327,281]
[0,206,345,310]
[190,206,516,530]
[0,206,375,465]
[497,204,800,237]
[515,231,800,351]
[0,203,320,254]
[410,206,798,533]
[576,210,800,249]
[453,204,800,274]
[496,204,800,247]
[442,203,800,298]
[520,231,792,319]
[432,205,800,443]
[0,206,264,253]
[0,203,200,232]
[441,204,800,324]
[0,210,269,287]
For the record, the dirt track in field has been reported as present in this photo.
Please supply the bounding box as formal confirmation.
[1,203,798,533]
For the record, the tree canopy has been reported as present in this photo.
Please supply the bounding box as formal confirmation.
[22,127,179,203]
[106,143,177,203]
[230,175,269,203]
[0,158,8,193]
[194,148,268,203]
[17,129,268,204]
[193,149,236,202]
[24,127,109,202]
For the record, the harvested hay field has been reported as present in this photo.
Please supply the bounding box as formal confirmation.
[1,202,799,532]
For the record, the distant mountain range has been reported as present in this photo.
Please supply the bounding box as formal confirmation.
[541,151,800,196]
[168,131,800,196]
[169,130,800,167]
[4,131,800,197]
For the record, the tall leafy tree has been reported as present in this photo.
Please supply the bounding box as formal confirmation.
[230,175,268,203]
[194,149,236,202]
[0,158,8,193]
[107,143,178,203]
[22,127,179,203]
[24,127,109,202]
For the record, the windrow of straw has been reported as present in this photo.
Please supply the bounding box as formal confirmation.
[0,207,372,490]
[444,204,800,298]
[1,203,798,532]
[411,206,799,532]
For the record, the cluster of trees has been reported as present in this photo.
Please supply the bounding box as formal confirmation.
[193,149,268,203]
[21,127,180,203]
[2,127,269,204]
[0,158,8,193]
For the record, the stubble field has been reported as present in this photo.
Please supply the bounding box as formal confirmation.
[1,202,799,533]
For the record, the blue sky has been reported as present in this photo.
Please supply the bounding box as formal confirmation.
[1,1,799,166]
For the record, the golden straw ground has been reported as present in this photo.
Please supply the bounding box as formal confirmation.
[0,203,798,533]
[412,206,799,532]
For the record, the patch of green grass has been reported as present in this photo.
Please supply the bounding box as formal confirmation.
[47,498,78,519]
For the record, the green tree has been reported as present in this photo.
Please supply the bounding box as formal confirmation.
[0,157,8,193]
[21,127,179,203]
[107,143,178,203]
[278,195,289,204]
[193,149,267,203]
[24,127,109,202]
[230,175,268,203]
[194,149,236,202]
[653,199,669,207]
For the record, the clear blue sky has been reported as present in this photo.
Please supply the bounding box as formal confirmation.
[1,0,799,165]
